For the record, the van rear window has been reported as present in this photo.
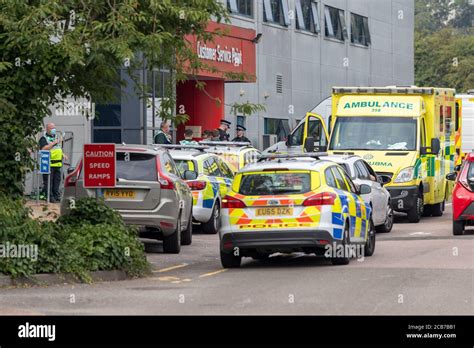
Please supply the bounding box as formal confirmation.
[116,153,157,181]
[239,172,311,195]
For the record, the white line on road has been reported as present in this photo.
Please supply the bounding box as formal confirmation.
[153,263,188,273]
[199,269,228,278]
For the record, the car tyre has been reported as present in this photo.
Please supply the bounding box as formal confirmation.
[364,219,376,257]
[331,223,351,265]
[422,204,433,217]
[181,209,193,246]
[163,217,181,254]
[202,202,220,234]
[453,220,464,235]
[407,192,423,223]
[431,201,444,217]
[376,205,393,233]
[220,249,241,268]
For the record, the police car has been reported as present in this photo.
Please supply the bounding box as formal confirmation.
[219,153,375,268]
[200,141,260,173]
[163,145,234,234]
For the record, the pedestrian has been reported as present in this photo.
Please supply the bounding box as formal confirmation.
[154,121,172,144]
[217,119,231,141]
[39,123,67,203]
[232,125,251,145]
[180,129,198,145]
[211,129,220,141]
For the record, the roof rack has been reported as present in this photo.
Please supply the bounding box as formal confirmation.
[199,141,251,147]
[257,152,328,162]
[157,144,210,151]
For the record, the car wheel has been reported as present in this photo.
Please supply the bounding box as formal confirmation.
[431,201,444,217]
[364,219,376,257]
[331,223,351,265]
[202,202,220,234]
[407,192,423,223]
[422,204,433,217]
[376,205,393,233]
[453,219,465,236]
[181,209,193,246]
[163,217,181,254]
[220,249,241,268]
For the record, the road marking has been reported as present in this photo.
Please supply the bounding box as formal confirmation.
[153,263,188,273]
[199,269,228,278]
[152,276,181,282]
[409,232,432,236]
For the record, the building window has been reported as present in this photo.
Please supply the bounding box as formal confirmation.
[264,118,290,141]
[227,0,253,17]
[295,0,320,33]
[263,0,290,26]
[350,13,371,46]
[324,5,347,41]
[237,115,245,127]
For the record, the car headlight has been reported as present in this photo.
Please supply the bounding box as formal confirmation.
[393,166,414,183]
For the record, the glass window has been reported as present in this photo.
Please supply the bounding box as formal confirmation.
[307,116,327,147]
[355,160,370,179]
[329,117,417,151]
[338,167,357,193]
[324,5,347,41]
[161,153,179,176]
[264,0,290,26]
[264,118,290,141]
[217,158,234,178]
[239,172,311,195]
[291,122,305,146]
[174,159,197,176]
[295,0,320,33]
[331,166,349,191]
[116,153,157,181]
[340,163,353,178]
[204,157,221,177]
[227,0,253,17]
[421,118,427,147]
[93,129,121,143]
[362,161,377,180]
[94,104,121,127]
[350,13,370,46]
[237,115,246,127]
[325,168,337,188]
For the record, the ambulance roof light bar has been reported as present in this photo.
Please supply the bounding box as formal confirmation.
[257,152,328,162]
[332,86,434,95]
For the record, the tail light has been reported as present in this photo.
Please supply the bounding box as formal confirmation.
[458,164,472,192]
[64,161,82,187]
[187,180,207,190]
[222,195,246,209]
[303,192,336,206]
[156,156,175,190]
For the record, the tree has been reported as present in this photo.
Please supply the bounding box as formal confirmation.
[0,0,262,197]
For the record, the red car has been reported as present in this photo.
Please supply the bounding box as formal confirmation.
[447,152,474,235]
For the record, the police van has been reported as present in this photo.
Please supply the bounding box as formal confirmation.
[327,86,457,223]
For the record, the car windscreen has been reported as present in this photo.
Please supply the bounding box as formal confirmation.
[239,171,311,196]
[329,117,417,151]
[116,152,157,181]
[174,159,197,176]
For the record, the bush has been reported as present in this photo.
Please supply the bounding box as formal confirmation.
[0,194,150,281]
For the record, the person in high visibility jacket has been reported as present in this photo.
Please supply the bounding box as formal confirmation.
[39,123,67,203]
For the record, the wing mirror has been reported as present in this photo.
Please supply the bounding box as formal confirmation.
[183,170,198,180]
[446,172,457,181]
[421,138,441,155]
[378,175,391,186]
[358,184,372,195]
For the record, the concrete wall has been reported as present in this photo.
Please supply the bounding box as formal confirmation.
[223,0,415,149]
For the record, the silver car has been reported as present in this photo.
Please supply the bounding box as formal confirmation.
[60,145,194,253]
[321,155,394,233]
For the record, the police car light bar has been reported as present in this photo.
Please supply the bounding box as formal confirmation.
[199,141,251,147]
[332,86,434,95]
[257,152,328,162]
[158,144,210,151]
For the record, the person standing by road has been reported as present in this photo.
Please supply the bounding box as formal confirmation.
[217,119,231,141]
[232,125,251,144]
[39,123,67,203]
[154,121,172,144]
[180,129,198,145]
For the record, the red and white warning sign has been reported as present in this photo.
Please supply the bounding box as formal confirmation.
[83,144,116,188]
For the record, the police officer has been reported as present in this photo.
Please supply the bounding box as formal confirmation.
[154,121,172,144]
[39,123,67,203]
[217,119,231,141]
[232,125,251,144]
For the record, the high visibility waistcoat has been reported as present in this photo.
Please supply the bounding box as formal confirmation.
[45,134,63,167]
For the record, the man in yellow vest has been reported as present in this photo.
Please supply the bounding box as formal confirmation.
[39,123,67,203]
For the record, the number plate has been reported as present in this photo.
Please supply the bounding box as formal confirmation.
[256,207,294,216]
[104,189,136,199]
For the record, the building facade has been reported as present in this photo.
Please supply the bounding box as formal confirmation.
[223,0,414,148]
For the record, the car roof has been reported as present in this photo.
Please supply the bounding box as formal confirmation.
[319,155,362,166]
[116,144,165,155]
[169,149,213,160]
[239,157,335,173]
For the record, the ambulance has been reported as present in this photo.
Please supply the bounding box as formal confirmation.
[455,91,474,164]
[326,86,457,223]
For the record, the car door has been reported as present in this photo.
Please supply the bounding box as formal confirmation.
[331,166,364,243]
[216,157,234,195]
[357,160,386,226]
[204,156,226,199]
[303,112,330,152]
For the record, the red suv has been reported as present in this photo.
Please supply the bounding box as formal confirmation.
[447,152,474,235]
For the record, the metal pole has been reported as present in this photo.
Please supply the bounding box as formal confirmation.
[36,151,39,205]
[152,69,156,142]
[47,173,50,204]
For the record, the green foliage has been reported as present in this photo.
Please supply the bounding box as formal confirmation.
[0,194,150,281]
[415,1,473,92]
